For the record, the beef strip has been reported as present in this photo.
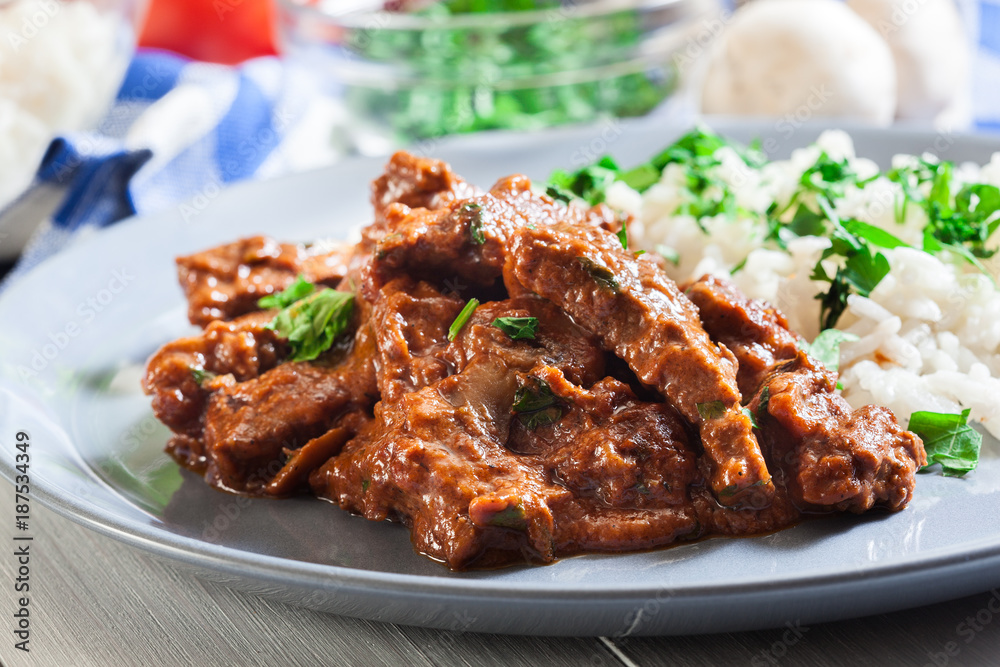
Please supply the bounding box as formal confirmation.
[514,366,703,554]
[505,222,774,508]
[141,310,286,469]
[368,174,623,294]
[371,151,479,224]
[746,352,926,512]
[371,277,464,404]
[177,235,353,327]
[200,318,378,495]
[684,274,802,397]
[685,274,925,512]
[312,297,607,568]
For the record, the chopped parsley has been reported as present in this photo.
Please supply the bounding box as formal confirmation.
[189,366,216,386]
[799,329,859,372]
[492,316,538,340]
[617,224,629,250]
[696,400,726,421]
[258,274,315,310]
[578,257,619,291]
[265,287,355,362]
[741,406,759,429]
[448,298,479,341]
[487,503,527,531]
[459,202,486,245]
[512,377,563,429]
[655,244,680,266]
[756,386,771,422]
[543,127,762,217]
[908,409,982,477]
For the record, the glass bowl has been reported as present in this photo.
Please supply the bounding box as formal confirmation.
[276,0,711,153]
[0,0,143,212]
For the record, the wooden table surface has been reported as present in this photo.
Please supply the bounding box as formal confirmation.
[0,501,997,667]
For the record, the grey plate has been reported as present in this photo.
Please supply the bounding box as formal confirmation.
[1,119,999,636]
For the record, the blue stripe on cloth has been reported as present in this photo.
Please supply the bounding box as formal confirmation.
[36,138,152,231]
[980,2,1000,53]
[51,150,153,231]
[116,50,187,102]
[212,73,279,183]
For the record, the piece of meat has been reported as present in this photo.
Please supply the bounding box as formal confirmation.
[367,174,623,295]
[200,319,378,495]
[746,352,926,512]
[684,274,802,397]
[312,298,606,568]
[512,367,705,555]
[685,275,925,512]
[370,151,479,224]
[513,366,696,510]
[371,278,464,404]
[142,310,285,443]
[505,221,774,508]
[177,235,353,327]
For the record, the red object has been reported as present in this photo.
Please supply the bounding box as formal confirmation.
[138,0,279,65]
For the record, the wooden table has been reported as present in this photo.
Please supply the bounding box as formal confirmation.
[0,501,997,667]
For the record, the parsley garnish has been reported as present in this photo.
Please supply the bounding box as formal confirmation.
[655,244,680,266]
[189,366,216,385]
[258,274,315,309]
[448,298,479,341]
[512,377,562,429]
[908,409,982,477]
[578,257,619,291]
[696,400,726,421]
[265,288,355,362]
[741,406,759,429]
[492,316,538,340]
[546,156,621,206]
[459,202,486,245]
[799,329,859,372]
[542,127,761,217]
[487,503,527,531]
[617,225,629,250]
[756,386,771,422]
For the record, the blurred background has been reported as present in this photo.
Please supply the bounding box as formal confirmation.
[0,0,994,272]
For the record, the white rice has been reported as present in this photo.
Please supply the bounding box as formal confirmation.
[0,0,129,208]
[615,130,1000,438]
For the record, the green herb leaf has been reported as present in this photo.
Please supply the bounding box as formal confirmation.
[492,316,538,340]
[757,386,771,422]
[545,159,620,206]
[619,163,660,191]
[696,400,726,421]
[578,257,619,291]
[189,366,217,385]
[843,246,891,295]
[799,329,859,371]
[487,503,527,530]
[266,288,355,362]
[841,219,909,250]
[742,406,759,429]
[655,244,680,266]
[257,275,315,310]
[908,409,982,477]
[448,298,480,341]
[459,202,486,245]
[617,225,629,250]
[512,377,563,429]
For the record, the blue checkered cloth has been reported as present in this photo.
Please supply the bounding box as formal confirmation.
[5,3,1000,283]
[1,48,338,285]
